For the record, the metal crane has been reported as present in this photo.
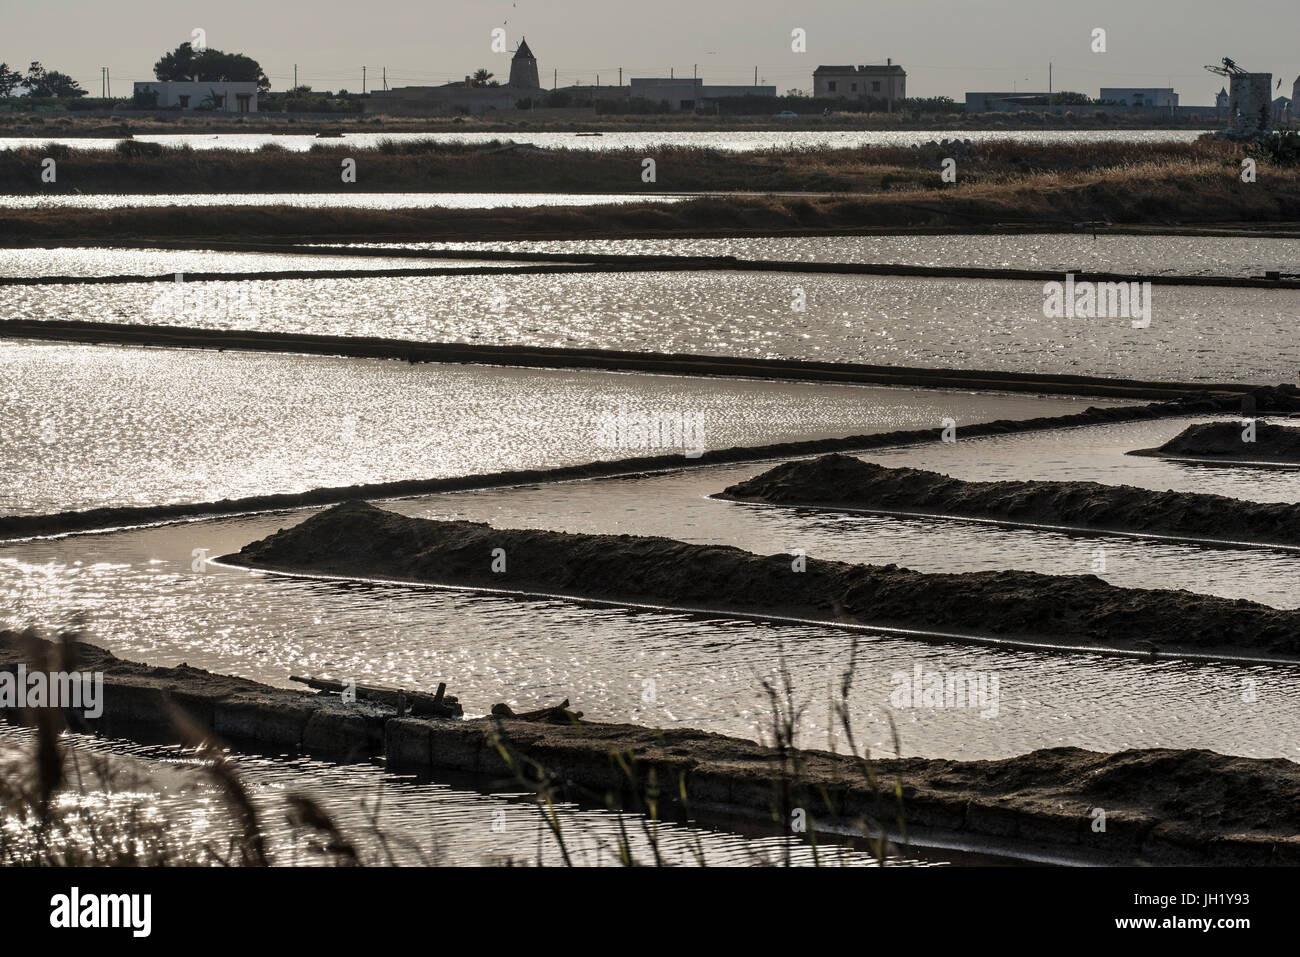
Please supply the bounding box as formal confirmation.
[1205,57,1248,77]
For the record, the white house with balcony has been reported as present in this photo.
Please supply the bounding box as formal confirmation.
[132,81,258,112]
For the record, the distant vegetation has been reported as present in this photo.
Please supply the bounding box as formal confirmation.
[0,136,1259,196]
[4,138,1298,242]
[0,61,86,98]
[153,41,269,92]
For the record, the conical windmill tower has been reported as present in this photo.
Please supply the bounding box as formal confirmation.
[509,38,541,89]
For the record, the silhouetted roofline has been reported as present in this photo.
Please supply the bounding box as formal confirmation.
[813,64,905,74]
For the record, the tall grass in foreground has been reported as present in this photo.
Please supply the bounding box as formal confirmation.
[1,628,904,866]
[0,628,437,866]
[488,637,911,866]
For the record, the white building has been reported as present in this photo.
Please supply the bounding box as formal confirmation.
[133,81,258,112]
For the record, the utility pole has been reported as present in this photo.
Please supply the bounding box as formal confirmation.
[101,67,105,98]
[294,64,298,88]
[754,66,757,86]
[106,68,110,98]
[383,67,387,90]
[363,66,366,93]
[553,68,556,89]
[693,63,697,79]
[618,68,622,86]
[1049,62,1053,103]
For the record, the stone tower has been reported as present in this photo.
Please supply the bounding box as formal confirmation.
[509,38,540,89]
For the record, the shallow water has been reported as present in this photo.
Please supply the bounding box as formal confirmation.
[867,415,1300,502]
[0,192,684,210]
[5,417,1300,764]
[0,129,1207,153]
[378,423,1300,609]
[0,341,1104,516]
[0,727,939,866]
[0,246,514,278]
[5,271,1294,382]
[324,233,1300,278]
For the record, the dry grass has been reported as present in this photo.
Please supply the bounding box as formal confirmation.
[0,137,1249,196]
[3,156,1297,244]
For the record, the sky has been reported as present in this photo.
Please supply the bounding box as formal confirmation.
[3,0,1298,105]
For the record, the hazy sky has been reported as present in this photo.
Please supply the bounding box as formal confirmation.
[4,0,1298,104]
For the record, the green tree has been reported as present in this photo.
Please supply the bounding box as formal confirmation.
[0,63,22,97]
[23,62,86,97]
[153,42,269,92]
[1051,91,1093,105]
[471,69,498,88]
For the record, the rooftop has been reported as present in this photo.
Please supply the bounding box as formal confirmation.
[814,64,905,74]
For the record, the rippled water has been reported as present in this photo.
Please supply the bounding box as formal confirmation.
[0,341,1103,516]
[382,425,1300,608]
[0,247,517,278]
[5,417,1299,764]
[0,727,940,866]
[6,271,1293,382]
[11,233,1296,280]
[867,415,1300,502]
[0,193,684,210]
[0,129,1207,153]
[325,234,1300,278]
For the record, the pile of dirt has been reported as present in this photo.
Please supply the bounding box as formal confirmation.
[225,501,1300,659]
[1144,420,1300,463]
[720,452,1300,546]
[472,717,1300,861]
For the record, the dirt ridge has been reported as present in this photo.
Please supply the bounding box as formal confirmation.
[720,451,1300,547]
[225,501,1300,658]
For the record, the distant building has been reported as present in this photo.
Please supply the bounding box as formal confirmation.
[508,38,541,89]
[813,62,905,103]
[369,38,546,115]
[1227,71,1273,134]
[1099,87,1178,108]
[629,77,775,111]
[965,92,1050,113]
[1273,96,1292,127]
[133,81,257,112]
[1216,87,1229,113]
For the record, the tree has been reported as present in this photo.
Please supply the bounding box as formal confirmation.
[1051,91,1093,105]
[0,63,22,97]
[153,42,269,92]
[471,69,498,88]
[23,62,86,97]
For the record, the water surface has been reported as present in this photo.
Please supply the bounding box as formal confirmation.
[6,271,1291,382]
[0,129,1207,153]
[0,341,1102,515]
[325,233,1300,278]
